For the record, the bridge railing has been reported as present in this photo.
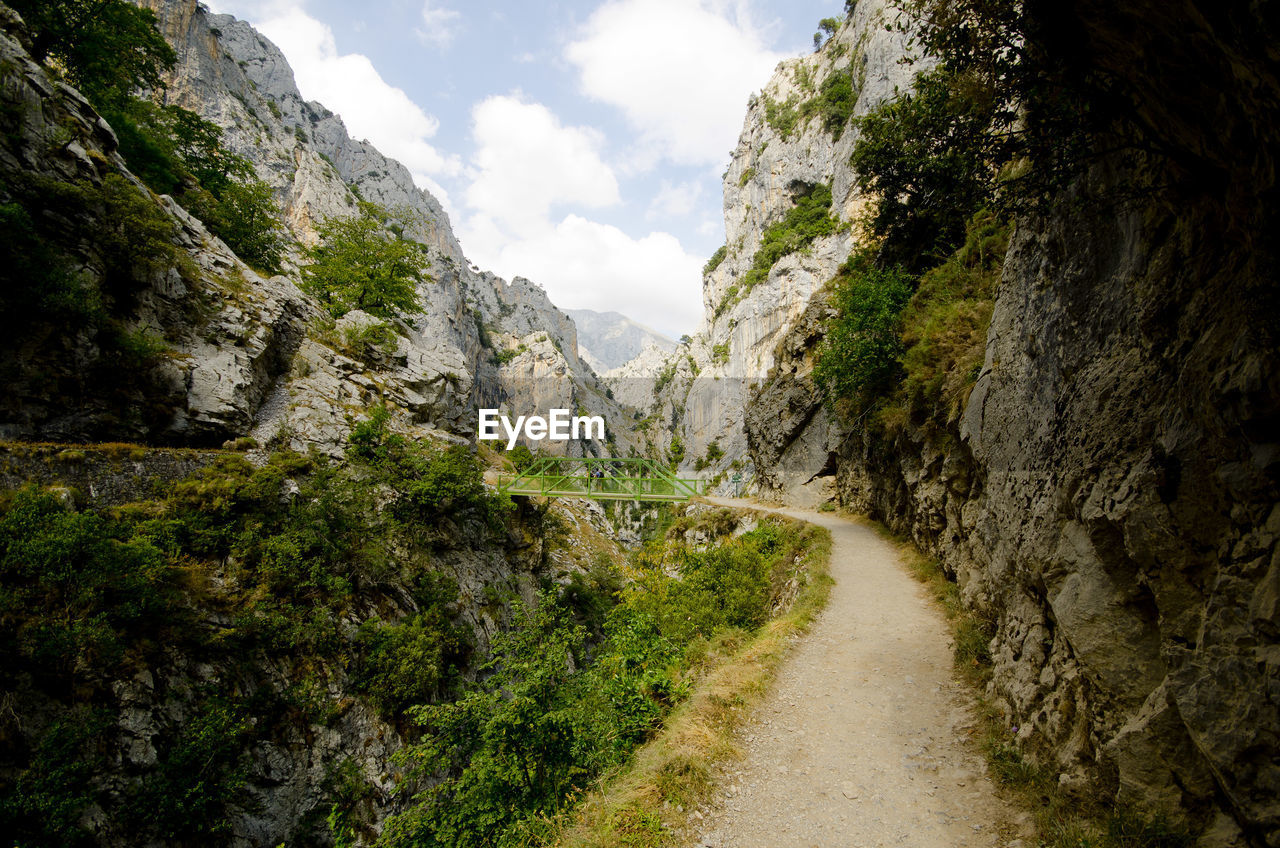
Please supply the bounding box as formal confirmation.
[496,457,702,502]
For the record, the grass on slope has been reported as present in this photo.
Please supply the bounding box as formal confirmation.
[546,512,833,848]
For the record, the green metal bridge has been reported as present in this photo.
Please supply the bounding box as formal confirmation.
[497,456,702,502]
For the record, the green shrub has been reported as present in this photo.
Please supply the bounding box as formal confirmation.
[702,244,728,276]
[354,593,471,716]
[667,433,685,469]
[508,443,535,472]
[736,183,840,303]
[124,696,257,840]
[763,95,803,139]
[492,343,527,365]
[0,487,175,677]
[814,253,914,407]
[303,202,431,319]
[817,71,856,140]
[652,360,678,395]
[0,707,112,847]
[711,343,730,365]
[338,320,399,362]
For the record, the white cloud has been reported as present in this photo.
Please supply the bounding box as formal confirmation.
[475,215,705,337]
[458,97,703,336]
[647,179,702,220]
[464,95,619,237]
[417,1,461,48]
[208,1,461,193]
[566,0,788,169]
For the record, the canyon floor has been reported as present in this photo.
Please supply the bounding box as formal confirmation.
[688,499,1035,848]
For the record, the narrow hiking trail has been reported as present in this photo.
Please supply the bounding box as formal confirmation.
[690,499,1034,848]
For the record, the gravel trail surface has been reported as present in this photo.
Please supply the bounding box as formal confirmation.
[688,499,1033,848]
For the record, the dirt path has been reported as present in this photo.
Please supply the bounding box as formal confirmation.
[688,498,1032,848]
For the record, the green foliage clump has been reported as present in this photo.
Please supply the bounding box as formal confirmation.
[0,487,174,677]
[702,244,727,276]
[711,343,730,365]
[303,201,430,319]
[507,443,535,472]
[185,175,288,273]
[652,359,678,395]
[379,521,810,848]
[354,592,470,716]
[814,253,914,407]
[666,432,685,469]
[817,71,856,140]
[123,696,258,841]
[763,94,803,139]
[492,343,528,365]
[850,69,996,271]
[896,211,1009,421]
[347,405,511,529]
[740,183,839,297]
[0,706,112,846]
[10,0,175,113]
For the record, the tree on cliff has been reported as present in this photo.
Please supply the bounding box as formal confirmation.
[8,0,176,111]
[302,202,431,320]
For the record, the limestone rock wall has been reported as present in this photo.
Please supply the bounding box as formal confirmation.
[126,0,629,455]
[742,1,1280,842]
[644,0,917,489]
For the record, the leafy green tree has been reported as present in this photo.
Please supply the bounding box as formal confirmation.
[850,69,995,271]
[383,595,591,848]
[303,202,430,319]
[508,443,535,472]
[186,177,287,273]
[9,0,175,112]
[814,254,914,406]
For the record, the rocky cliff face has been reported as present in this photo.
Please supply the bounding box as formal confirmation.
[0,4,313,445]
[141,0,637,456]
[565,308,675,372]
[1,0,630,453]
[742,1,1280,844]
[643,0,917,489]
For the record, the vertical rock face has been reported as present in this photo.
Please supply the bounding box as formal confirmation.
[741,1,1279,843]
[0,0,628,451]
[643,0,917,488]
[0,4,315,445]
[564,309,675,373]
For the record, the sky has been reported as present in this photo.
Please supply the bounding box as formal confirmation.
[204,0,845,338]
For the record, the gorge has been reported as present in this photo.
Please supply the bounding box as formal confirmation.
[0,0,1276,846]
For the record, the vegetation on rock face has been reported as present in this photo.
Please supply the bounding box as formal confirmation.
[0,418,517,844]
[850,69,996,272]
[719,182,841,318]
[9,0,288,274]
[702,244,727,277]
[378,514,826,848]
[814,253,914,406]
[303,201,431,320]
[8,0,175,113]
